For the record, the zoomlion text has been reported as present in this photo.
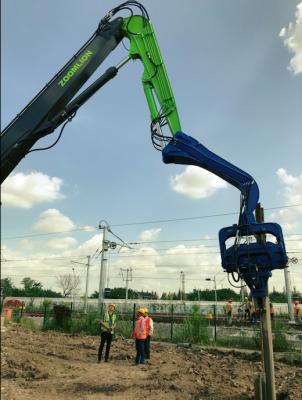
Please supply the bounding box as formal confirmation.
[58,50,93,87]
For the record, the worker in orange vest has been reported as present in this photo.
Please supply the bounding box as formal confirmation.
[143,308,154,360]
[294,300,301,324]
[132,308,147,365]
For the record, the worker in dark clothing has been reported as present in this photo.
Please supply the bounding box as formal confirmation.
[97,303,116,363]
[244,297,252,321]
[143,308,154,360]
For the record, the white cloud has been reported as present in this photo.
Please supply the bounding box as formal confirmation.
[19,239,36,251]
[46,237,78,250]
[139,228,162,242]
[276,168,299,186]
[81,225,96,233]
[1,171,64,208]
[270,168,302,233]
[65,233,103,257]
[170,166,228,199]
[279,2,302,74]
[33,209,75,233]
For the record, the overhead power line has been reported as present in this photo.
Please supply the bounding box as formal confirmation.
[110,204,302,227]
[2,203,302,240]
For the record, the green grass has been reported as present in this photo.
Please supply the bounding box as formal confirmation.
[20,316,40,331]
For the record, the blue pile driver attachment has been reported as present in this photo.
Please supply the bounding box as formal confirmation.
[219,223,288,298]
[162,131,288,298]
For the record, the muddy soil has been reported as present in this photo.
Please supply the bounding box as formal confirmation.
[1,324,301,399]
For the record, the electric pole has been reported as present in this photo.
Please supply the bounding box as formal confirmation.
[98,221,108,307]
[284,257,298,323]
[121,268,133,301]
[71,256,91,313]
[180,271,185,302]
[98,220,118,307]
[84,256,90,312]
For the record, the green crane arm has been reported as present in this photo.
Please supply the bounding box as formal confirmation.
[122,16,182,136]
[1,2,181,182]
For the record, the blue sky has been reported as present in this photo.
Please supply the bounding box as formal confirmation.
[1,0,302,297]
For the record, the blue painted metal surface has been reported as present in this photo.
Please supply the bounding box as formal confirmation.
[162,131,288,298]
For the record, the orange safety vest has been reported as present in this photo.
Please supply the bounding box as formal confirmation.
[145,316,154,336]
[133,316,147,339]
[294,304,301,316]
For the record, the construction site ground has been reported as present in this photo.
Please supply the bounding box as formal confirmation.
[1,324,302,400]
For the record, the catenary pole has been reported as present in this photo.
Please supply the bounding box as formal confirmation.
[98,222,108,307]
[284,267,295,322]
[84,256,91,313]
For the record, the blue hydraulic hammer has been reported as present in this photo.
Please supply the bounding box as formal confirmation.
[162,131,288,298]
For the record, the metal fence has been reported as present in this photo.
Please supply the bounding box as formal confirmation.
[3,300,301,361]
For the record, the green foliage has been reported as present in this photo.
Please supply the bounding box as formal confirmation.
[22,277,42,291]
[186,288,240,302]
[273,331,291,352]
[90,287,135,299]
[20,316,40,331]
[174,305,210,344]
[1,276,61,298]
[160,291,181,300]
[42,299,53,308]
[216,336,260,350]
[269,290,287,303]
[1,277,15,296]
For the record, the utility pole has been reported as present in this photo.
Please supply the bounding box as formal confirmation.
[205,276,217,342]
[98,220,118,308]
[284,258,298,323]
[180,271,185,302]
[121,268,133,301]
[71,267,76,309]
[84,256,90,312]
[71,255,91,313]
[98,221,109,307]
[255,203,276,400]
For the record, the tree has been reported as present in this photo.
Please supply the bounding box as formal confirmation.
[270,290,287,303]
[21,277,42,291]
[1,277,15,297]
[2,276,61,298]
[56,274,81,297]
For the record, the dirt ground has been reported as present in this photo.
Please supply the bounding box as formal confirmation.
[1,324,301,400]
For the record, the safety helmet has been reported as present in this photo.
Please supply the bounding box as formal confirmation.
[108,303,116,310]
[137,308,145,314]
[143,308,148,314]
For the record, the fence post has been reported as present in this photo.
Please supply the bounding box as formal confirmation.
[132,303,136,330]
[213,303,217,342]
[170,304,174,341]
[43,303,48,329]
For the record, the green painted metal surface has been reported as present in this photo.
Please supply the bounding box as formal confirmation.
[122,16,181,135]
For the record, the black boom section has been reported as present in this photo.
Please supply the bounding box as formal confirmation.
[1,18,124,183]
